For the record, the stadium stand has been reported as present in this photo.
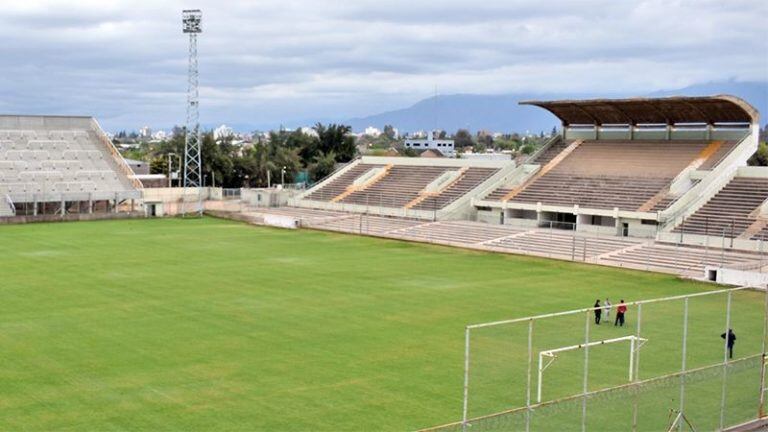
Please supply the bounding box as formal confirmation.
[486,140,715,211]
[340,165,453,207]
[295,157,511,218]
[303,163,383,201]
[598,242,761,274]
[0,116,141,218]
[672,176,768,238]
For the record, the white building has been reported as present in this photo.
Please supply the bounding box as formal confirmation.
[364,126,381,137]
[214,124,235,141]
[404,130,455,157]
[139,126,152,139]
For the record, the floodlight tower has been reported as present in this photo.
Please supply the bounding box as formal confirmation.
[182,9,202,215]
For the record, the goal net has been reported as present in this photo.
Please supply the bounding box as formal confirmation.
[422,287,768,432]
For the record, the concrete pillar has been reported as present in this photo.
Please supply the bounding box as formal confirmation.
[88,194,93,214]
[60,198,65,216]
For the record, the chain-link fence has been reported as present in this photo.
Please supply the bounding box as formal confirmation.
[420,287,768,432]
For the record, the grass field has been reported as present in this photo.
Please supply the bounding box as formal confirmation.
[0,217,764,431]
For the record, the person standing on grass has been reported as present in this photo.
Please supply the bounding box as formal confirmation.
[594,299,602,325]
[615,300,627,327]
[721,329,737,359]
[604,298,612,320]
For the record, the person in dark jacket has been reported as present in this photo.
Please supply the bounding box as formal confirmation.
[721,329,737,359]
[593,299,602,325]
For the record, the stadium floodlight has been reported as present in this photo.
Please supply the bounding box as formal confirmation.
[182,9,202,215]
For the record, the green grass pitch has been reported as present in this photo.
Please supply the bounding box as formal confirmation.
[0,217,764,431]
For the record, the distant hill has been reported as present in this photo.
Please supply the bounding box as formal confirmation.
[347,81,767,133]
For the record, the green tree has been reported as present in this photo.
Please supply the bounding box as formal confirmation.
[748,142,768,166]
[454,129,474,149]
[314,123,357,162]
[308,151,337,182]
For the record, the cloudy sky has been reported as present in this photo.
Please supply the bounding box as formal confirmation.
[0,0,766,131]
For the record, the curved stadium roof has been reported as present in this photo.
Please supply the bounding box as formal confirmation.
[520,95,759,126]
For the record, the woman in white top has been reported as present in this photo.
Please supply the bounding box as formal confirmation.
[604,298,612,319]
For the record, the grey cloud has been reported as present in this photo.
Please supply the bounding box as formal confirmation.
[0,0,765,131]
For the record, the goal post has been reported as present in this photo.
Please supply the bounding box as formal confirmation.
[447,286,768,432]
[537,335,647,403]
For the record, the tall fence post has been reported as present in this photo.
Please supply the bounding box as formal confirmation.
[679,298,689,432]
[719,291,732,431]
[581,310,591,432]
[759,286,768,418]
[632,303,643,432]
[462,327,471,432]
[526,319,534,432]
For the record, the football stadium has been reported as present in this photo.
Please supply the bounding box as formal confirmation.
[0,2,768,432]
[1,94,767,431]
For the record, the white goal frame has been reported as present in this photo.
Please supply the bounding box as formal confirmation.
[537,335,647,403]
[452,286,768,432]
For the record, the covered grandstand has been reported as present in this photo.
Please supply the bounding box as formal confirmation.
[473,95,762,239]
[0,115,142,220]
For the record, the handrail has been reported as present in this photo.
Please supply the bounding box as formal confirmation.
[4,194,15,216]
[297,157,360,199]
[524,134,561,164]
[90,119,144,190]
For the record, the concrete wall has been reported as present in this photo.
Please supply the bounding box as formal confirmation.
[705,266,768,287]
[242,188,292,207]
[0,211,145,225]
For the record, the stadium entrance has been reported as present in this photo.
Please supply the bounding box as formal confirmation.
[540,211,576,230]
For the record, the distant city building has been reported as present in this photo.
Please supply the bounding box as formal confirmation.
[139,126,152,139]
[364,126,381,137]
[214,124,235,141]
[404,130,455,157]
[152,130,168,141]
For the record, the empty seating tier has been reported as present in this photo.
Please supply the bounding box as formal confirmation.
[531,139,569,165]
[410,167,498,210]
[483,140,722,211]
[673,177,768,238]
[340,165,451,207]
[599,243,760,274]
[0,118,139,206]
[303,163,383,201]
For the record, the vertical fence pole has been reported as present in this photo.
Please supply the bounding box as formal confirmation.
[462,327,470,431]
[526,319,534,432]
[679,298,689,432]
[572,230,576,261]
[759,286,768,418]
[632,303,643,432]
[581,311,590,432]
[721,229,727,268]
[719,290,732,431]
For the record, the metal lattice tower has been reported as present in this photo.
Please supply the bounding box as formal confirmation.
[182,9,202,215]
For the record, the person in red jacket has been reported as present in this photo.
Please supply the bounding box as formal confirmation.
[614,300,627,327]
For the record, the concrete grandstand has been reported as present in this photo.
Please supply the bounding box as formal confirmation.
[0,115,142,221]
[236,94,768,282]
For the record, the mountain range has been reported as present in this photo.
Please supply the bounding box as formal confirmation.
[346,81,767,134]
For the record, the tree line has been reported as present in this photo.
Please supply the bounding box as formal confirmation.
[126,123,356,188]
